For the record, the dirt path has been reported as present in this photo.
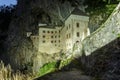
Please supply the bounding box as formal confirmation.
[36,70,91,80]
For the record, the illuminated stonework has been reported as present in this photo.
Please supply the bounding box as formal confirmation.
[28,8,90,54]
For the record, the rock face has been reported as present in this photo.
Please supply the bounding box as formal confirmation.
[4,0,119,76]
[80,3,120,80]
[6,0,86,70]
[83,3,120,56]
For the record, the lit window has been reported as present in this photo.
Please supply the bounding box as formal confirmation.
[43,31,45,33]
[76,23,79,28]
[43,35,45,38]
[43,40,45,43]
[77,32,79,37]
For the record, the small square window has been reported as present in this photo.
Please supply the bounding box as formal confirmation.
[67,26,68,30]
[69,24,70,29]
[43,31,45,33]
[55,40,56,43]
[66,34,68,39]
[55,36,57,38]
[77,32,79,37]
[48,31,50,33]
[55,31,57,33]
[51,31,53,34]
[76,23,79,28]
[51,36,53,38]
[43,40,45,43]
[51,41,53,43]
[34,37,35,39]
[43,35,45,38]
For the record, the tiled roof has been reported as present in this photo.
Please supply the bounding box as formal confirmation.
[71,8,88,16]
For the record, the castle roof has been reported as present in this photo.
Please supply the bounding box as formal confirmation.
[63,8,88,22]
[71,8,88,16]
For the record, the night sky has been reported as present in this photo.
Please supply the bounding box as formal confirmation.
[0,0,17,6]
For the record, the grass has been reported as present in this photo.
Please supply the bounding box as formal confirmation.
[36,56,73,78]
[37,61,58,77]
[0,61,32,80]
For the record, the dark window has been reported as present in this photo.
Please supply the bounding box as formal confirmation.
[55,44,57,46]
[69,24,70,29]
[59,30,60,33]
[59,40,60,43]
[51,41,53,43]
[69,33,71,38]
[48,31,50,33]
[66,34,68,39]
[76,23,79,28]
[51,36,53,38]
[59,35,60,38]
[43,35,45,38]
[76,41,79,43]
[77,32,79,37]
[55,36,57,38]
[55,40,56,43]
[43,31,45,33]
[43,40,45,43]
[34,37,35,39]
[55,31,57,33]
[51,31,53,34]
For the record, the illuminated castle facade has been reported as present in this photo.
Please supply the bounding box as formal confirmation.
[28,8,90,54]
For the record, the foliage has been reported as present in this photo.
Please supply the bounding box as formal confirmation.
[37,61,59,77]
[0,61,32,80]
[84,0,119,8]
[59,57,73,69]
[0,5,16,54]
[36,56,73,78]
[0,5,15,32]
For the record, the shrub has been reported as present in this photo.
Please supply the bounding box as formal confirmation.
[0,61,32,80]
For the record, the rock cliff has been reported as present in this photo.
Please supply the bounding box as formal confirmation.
[3,0,118,73]
[6,0,86,70]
